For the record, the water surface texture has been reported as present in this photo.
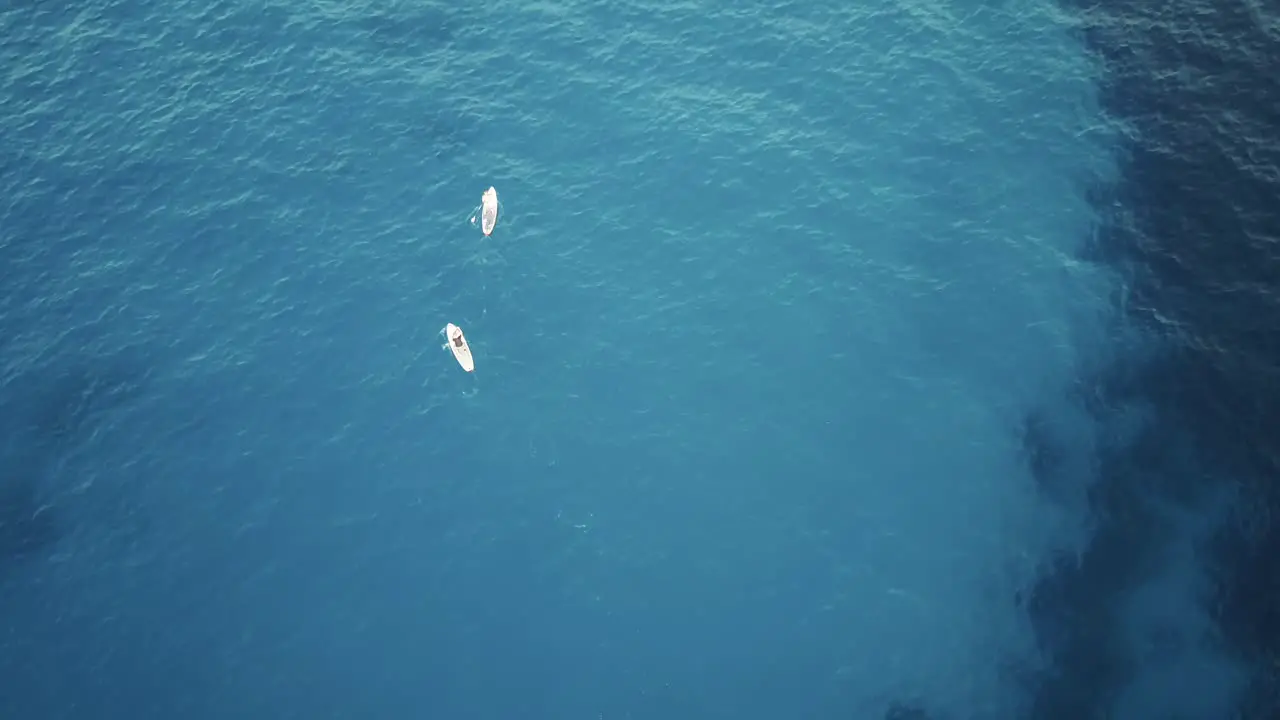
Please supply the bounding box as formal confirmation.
[2,0,1276,718]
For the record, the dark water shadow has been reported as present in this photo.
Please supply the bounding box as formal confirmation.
[0,353,149,584]
[1042,0,1280,716]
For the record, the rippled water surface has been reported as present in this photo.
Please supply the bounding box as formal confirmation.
[2,0,1277,718]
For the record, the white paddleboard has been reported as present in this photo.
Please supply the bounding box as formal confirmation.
[446,323,475,372]
[480,186,498,236]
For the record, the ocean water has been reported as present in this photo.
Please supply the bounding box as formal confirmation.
[1,0,1275,718]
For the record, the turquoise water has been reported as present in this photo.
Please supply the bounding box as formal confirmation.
[0,1,1263,718]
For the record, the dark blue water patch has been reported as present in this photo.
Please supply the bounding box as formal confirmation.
[0,469,59,582]
[1024,407,1184,719]
[1060,0,1280,716]
[1018,407,1070,501]
[0,351,148,587]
